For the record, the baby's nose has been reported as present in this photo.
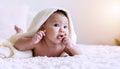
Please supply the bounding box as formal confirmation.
[59,28,65,33]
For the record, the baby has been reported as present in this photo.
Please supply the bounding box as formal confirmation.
[14,8,80,57]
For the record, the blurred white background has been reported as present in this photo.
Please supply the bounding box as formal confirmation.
[0,0,120,45]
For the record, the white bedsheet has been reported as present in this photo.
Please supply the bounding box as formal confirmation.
[0,44,120,69]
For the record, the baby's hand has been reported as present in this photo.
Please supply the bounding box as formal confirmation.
[62,37,72,49]
[32,30,46,44]
[62,37,79,56]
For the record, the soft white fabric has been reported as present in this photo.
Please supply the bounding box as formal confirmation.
[0,45,120,69]
[0,5,28,39]
[0,34,32,58]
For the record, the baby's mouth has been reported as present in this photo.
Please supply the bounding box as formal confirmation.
[57,34,64,40]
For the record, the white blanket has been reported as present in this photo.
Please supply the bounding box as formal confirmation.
[0,34,32,58]
[0,44,120,69]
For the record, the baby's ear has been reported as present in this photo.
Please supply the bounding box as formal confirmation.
[38,25,45,31]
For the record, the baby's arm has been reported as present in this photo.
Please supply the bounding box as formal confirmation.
[14,37,35,51]
[62,37,80,56]
[14,30,45,51]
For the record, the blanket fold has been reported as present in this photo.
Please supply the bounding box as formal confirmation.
[0,34,32,58]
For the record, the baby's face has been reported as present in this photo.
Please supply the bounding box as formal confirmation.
[43,13,69,44]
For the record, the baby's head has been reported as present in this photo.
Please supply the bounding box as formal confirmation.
[28,8,76,44]
[40,10,70,43]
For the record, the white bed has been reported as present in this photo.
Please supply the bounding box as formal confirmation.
[0,44,120,69]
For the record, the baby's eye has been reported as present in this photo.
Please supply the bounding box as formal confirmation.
[54,24,59,27]
[64,25,68,29]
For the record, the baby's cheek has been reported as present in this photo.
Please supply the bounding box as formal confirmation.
[66,30,69,34]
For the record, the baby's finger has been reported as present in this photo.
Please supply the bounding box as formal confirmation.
[62,37,67,44]
[41,30,46,36]
[62,37,67,42]
[38,30,45,36]
[38,32,43,38]
[62,37,70,44]
[41,31,45,36]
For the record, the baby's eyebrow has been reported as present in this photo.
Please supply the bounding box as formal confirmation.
[52,20,68,24]
[63,22,68,25]
[52,19,59,22]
